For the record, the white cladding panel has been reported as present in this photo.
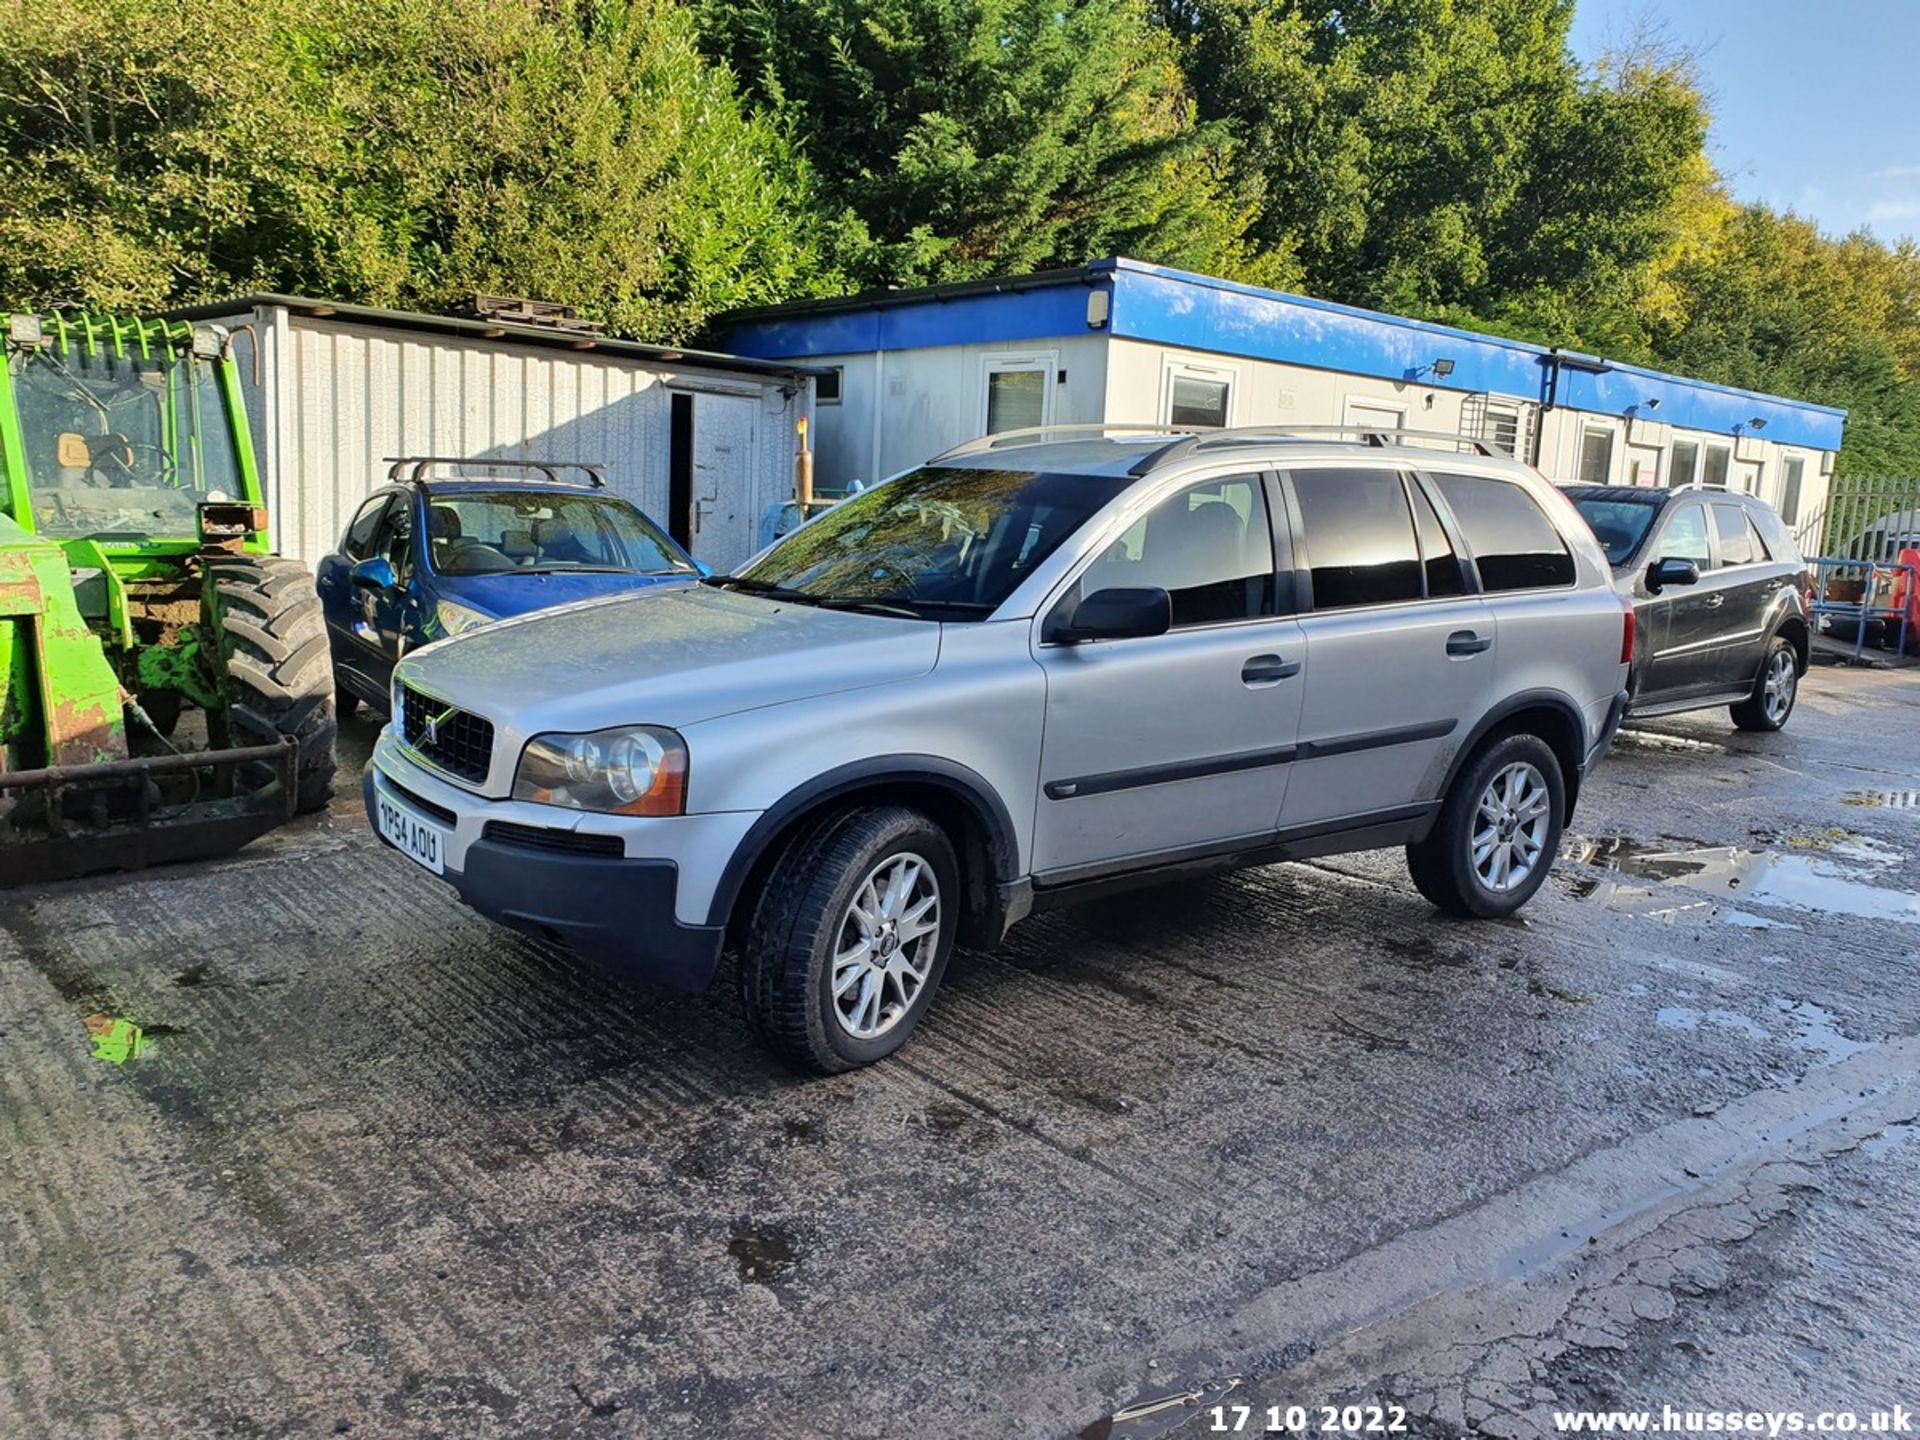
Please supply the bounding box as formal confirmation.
[222,308,799,571]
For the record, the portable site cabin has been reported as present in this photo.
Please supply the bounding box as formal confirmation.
[721,258,1847,548]
[164,295,820,574]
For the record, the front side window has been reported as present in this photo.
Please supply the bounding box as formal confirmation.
[1578,428,1614,485]
[1710,502,1756,566]
[1659,504,1711,568]
[984,367,1047,434]
[421,492,694,577]
[1432,473,1576,591]
[1669,440,1700,489]
[374,502,414,586]
[1571,494,1660,566]
[1291,467,1422,609]
[343,496,391,560]
[736,464,1127,619]
[1081,474,1274,627]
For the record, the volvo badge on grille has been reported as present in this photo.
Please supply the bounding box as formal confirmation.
[424,705,456,747]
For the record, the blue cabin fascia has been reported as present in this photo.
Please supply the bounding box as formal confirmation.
[724,257,1847,453]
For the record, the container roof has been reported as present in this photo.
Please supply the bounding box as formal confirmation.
[165,293,828,382]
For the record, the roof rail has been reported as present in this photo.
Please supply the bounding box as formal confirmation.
[930,423,1194,464]
[1129,425,1502,475]
[382,456,608,489]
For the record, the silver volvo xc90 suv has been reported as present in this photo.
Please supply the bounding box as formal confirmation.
[366,426,1633,1071]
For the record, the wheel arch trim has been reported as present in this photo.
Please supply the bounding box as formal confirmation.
[703,755,1022,930]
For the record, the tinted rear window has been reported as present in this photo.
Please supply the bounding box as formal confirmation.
[1290,467,1422,610]
[1434,473,1576,591]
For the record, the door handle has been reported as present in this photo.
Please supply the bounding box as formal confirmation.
[1446,631,1493,656]
[1241,654,1301,685]
[1705,593,1726,609]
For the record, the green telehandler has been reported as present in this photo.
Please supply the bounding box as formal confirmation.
[1,312,337,885]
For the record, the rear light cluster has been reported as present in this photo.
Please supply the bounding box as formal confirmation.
[1620,600,1637,665]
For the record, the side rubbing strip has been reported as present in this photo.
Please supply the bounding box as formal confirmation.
[1044,746,1298,800]
[1043,719,1458,801]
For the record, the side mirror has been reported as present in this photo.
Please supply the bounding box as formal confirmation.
[1050,586,1172,644]
[1647,557,1700,594]
[350,556,398,592]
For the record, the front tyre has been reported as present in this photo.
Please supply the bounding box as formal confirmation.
[1730,637,1798,732]
[202,555,339,814]
[739,806,958,1074]
[1407,732,1565,918]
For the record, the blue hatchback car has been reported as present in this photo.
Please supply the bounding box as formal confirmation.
[317,458,703,715]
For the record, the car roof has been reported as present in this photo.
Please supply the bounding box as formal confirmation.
[931,426,1537,481]
[1559,484,1671,505]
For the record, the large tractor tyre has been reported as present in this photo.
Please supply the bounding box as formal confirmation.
[202,555,338,813]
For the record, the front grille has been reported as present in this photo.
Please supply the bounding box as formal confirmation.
[482,821,624,857]
[399,683,494,786]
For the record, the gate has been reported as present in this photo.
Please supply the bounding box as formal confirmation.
[1794,473,1920,559]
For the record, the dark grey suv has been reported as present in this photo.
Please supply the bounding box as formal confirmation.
[1562,485,1812,732]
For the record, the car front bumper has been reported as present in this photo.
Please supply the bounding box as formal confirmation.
[364,735,738,992]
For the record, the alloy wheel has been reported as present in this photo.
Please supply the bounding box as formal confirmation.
[830,852,940,1041]
[1763,648,1796,724]
[1471,761,1552,893]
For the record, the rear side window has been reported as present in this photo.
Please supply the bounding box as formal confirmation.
[343,496,391,560]
[1290,467,1422,610]
[1409,482,1466,597]
[1710,502,1756,566]
[1082,474,1275,628]
[1432,473,1576,592]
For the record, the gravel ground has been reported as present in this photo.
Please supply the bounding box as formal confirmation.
[2,663,1916,1440]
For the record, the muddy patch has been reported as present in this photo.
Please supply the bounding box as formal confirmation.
[726,1222,797,1285]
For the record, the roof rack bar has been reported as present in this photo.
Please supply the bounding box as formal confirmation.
[930,422,1195,465]
[381,455,609,489]
[1129,424,1500,475]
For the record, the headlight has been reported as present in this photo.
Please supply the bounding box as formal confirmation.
[435,601,493,638]
[512,726,687,816]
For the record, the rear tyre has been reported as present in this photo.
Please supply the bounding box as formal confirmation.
[1407,732,1566,919]
[1730,637,1798,732]
[738,805,958,1074]
[202,555,339,813]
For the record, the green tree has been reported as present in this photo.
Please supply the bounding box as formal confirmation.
[699,0,1281,287]
[0,0,849,340]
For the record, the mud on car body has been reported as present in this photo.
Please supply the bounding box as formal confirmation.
[368,427,1633,1072]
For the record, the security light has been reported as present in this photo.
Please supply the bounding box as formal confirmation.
[7,314,45,349]
[1643,397,1661,411]
[1749,416,1767,430]
[1432,358,1457,377]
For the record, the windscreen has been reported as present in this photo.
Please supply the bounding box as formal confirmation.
[1569,495,1661,566]
[14,341,244,540]
[735,464,1128,619]
[423,491,695,576]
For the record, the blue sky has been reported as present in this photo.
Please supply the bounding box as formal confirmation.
[1567,0,1920,245]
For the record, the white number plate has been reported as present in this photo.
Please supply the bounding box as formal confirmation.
[377,794,446,875]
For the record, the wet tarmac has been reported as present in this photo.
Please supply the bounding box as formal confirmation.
[3,666,1919,1439]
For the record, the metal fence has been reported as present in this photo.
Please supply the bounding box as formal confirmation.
[1792,473,1920,559]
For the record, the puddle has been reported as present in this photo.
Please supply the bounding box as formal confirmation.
[1616,729,1728,755]
[726,1222,797,1285]
[1656,1006,1768,1040]
[1772,998,1872,1065]
[1564,836,1920,926]
[1842,789,1920,810]
[1863,1119,1920,1158]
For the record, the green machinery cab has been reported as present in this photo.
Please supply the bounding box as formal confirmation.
[1,311,337,883]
